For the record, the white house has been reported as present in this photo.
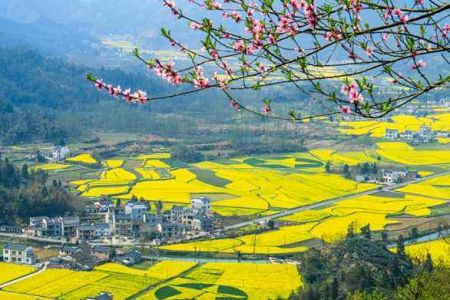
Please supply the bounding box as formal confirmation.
[52,145,70,161]
[3,243,36,265]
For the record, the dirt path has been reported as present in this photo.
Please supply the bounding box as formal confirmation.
[0,262,48,289]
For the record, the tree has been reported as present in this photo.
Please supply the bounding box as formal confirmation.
[347,222,356,239]
[343,164,351,178]
[381,232,388,242]
[267,219,275,230]
[325,161,331,173]
[21,164,29,179]
[424,253,434,273]
[397,235,406,257]
[156,200,163,215]
[409,227,419,240]
[89,1,449,121]
[360,224,371,240]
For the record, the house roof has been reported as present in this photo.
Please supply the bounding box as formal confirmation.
[92,246,112,254]
[4,242,29,252]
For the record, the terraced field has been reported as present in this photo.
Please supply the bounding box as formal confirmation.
[339,113,450,141]
[377,142,450,165]
[1,261,300,300]
[62,151,377,216]
[162,174,448,252]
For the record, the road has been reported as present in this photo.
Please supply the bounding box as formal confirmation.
[0,262,48,289]
[223,170,450,231]
[142,255,269,264]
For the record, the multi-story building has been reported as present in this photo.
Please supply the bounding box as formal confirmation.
[29,217,62,237]
[76,225,96,241]
[61,216,80,238]
[3,243,36,265]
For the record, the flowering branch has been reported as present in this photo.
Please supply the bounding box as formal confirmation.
[89,0,450,121]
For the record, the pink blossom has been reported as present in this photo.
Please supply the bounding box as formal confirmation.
[348,89,364,104]
[193,66,210,89]
[210,1,221,9]
[364,47,373,56]
[416,0,424,5]
[341,106,352,114]
[291,0,301,11]
[230,99,241,111]
[213,72,229,89]
[442,24,450,37]
[324,30,343,41]
[123,89,132,102]
[233,40,246,53]
[190,22,203,30]
[341,81,358,95]
[209,49,219,60]
[95,79,104,90]
[231,11,242,23]
[268,34,276,45]
[411,59,426,69]
[262,104,272,114]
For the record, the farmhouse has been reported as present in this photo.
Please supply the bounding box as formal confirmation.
[3,242,36,265]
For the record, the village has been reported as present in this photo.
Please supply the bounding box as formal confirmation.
[1,196,215,271]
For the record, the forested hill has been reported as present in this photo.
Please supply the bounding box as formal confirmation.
[0,47,235,145]
[0,47,163,144]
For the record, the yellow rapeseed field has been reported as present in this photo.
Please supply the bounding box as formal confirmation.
[403,239,450,265]
[310,149,376,165]
[339,114,449,138]
[377,142,450,165]
[140,262,302,300]
[162,223,314,254]
[0,291,46,300]
[104,159,124,168]
[397,174,450,199]
[4,269,107,298]
[135,168,161,179]
[95,261,196,279]
[81,185,130,197]
[143,159,170,168]
[137,153,171,160]
[66,153,97,164]
[0,262,36,284]
[33,163,71,171]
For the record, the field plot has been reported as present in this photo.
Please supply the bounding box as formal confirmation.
[396,174,450,199]
[4,269,107,298]
[0,262,36,285]
[64,152,375,216]
[140,262,302,300]
[310,149,376,165]
[162,222,315,254]
[4,261,197,300]
[102,168,137,181]
[137,153,171,160]
[164,190,445,253]
[103,159,124,168]
[66,153,97,164]
[402,239,450,265]
[377,142,450,165]
[33,163,72,171]
[0,291,46,299]
[339,113,450,138]
[143,159,170,168]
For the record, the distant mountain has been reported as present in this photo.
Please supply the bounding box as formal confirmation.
[0,17,117,61]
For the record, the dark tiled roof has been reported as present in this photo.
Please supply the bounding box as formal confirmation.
[4,242,28,251]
